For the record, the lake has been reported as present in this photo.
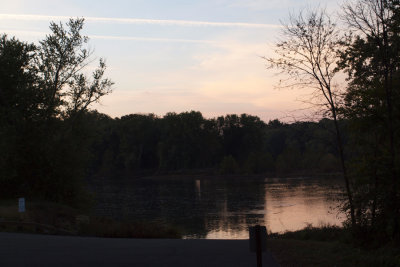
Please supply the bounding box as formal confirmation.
[90,176,346,239]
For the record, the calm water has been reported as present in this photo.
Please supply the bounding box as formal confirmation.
[90,176,346,239]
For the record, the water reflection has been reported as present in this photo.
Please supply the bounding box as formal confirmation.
[263,177,345,235]
[195,179,201,199]
[90,176,345,239]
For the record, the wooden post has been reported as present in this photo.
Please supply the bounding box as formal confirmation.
[255,225,262,267]
[249,225,267,267]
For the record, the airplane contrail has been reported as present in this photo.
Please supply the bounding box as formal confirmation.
[0,14,281,29]
[0,29,219,44]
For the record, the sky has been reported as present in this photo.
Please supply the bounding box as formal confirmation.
[0,0,341,121]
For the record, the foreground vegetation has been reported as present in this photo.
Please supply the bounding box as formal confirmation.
[268,225,400,266]
[0,200,181,239]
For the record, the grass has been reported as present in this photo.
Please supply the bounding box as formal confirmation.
[0,199,181,238]
[268,223,352,243]
[267,224,400,266]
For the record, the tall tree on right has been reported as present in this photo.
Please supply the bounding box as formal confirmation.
[338,0,400,241]
[266,8,357,229]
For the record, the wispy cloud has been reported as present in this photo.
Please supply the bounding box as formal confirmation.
[0,29,219,44]
[0,29,47,37]
[91,35,216,44]
[0,13,281,29]
[228,0,295,10]
[227,0,338,11]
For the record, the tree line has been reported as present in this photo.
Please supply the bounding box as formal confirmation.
[87,111,342,177]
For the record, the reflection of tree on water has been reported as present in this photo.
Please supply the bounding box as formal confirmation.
[90,177,266,238]
[204,179,266,238]
[195,179,201,199]
[90,176,343,238]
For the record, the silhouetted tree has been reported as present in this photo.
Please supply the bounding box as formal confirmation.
[338,0,400,240]
[0,18,113,207]
[0,35,40,196]
[266,8,356,228]
[36,18,113,119]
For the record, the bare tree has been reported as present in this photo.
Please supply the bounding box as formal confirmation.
[266,9,356,228]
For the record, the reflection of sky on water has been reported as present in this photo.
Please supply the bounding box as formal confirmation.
[263,178,345,235]
[91,176,345,239]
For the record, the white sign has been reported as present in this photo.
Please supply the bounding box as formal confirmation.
[18,198,25,213]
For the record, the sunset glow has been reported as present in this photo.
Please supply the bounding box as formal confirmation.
[1,0,338,121]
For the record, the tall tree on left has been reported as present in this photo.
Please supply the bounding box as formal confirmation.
[36,18,113,119]
[0,18,113,207]
[0,35,40,197]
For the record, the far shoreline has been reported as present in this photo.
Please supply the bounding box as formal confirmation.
[89,171,343,182]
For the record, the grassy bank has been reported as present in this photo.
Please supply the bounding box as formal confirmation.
[0,200,181,239]
[2,200,399,265]
[267,225,400,266]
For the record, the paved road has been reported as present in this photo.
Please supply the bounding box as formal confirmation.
[0,232,279,266]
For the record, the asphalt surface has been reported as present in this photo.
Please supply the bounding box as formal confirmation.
[0,232,279,266]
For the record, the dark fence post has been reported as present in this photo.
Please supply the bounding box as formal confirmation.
[255,225,262,267]
[249,225,267,267]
